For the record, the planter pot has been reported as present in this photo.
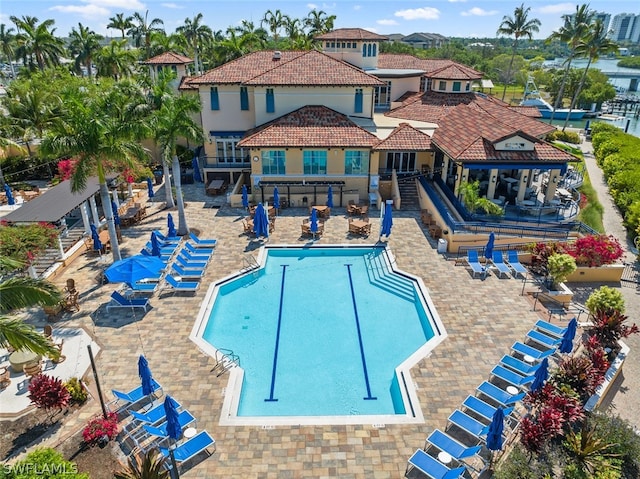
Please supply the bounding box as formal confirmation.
[541,281,574,307]
[584,340,629,412]
[565,264,625,283]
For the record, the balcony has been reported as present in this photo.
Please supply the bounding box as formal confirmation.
[202,156,250,169]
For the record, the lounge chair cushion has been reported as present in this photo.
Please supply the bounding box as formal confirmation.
[160,430,216,464]
[406,449,466,479]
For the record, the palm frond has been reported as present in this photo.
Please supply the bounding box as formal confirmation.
[0,316,58,356]
[0,277,62,313]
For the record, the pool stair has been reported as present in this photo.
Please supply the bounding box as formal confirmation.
[211,348,240,377]
[364,251,416,302]
[241,254,260,273]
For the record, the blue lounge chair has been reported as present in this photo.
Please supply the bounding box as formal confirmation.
[466,250,486,278]
[140,249,172,262]
[107,291,151,312]
[145,242,178,256]
[175,255,208,270]
[179,249,211,263]
[405,449,466,479]
[506,250,528,278]
[165,275,200,292]
[476,381,526,407]
[534,319,568,338]
[128,282,158,293]
[171,264,205,280]
[153,231,181,244]
[425,429,483,462]
[123,398,181,436]
[159,430,216,465]
[491,251,511,278]
[511,342,555,361]
[490,365,535,388]
[110,379,162,409]
[499,355,539,376]
[184,242,213,256]
[189,232,217,248]
[447,410,489,439]
[526,329,562,348]
[462,395,514,422]
[141,410,196,439]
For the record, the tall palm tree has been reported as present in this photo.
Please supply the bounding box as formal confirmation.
[304,10,336,36]
[151,93,203,236]
[216,29,250,64]
[68,23,103,78]
[562,20,618,130]
[94,39,138,80]
[261,9,286,43]
[496,3,540,102]
[546,4,593,123]
[0,24,17,79]
[11,16,65,71]
[284,17,303,42]
[41,83,148,262]
[107,13,134,40]
[234,20,268,51]
[176,13,212,75]
[128,10,164,60]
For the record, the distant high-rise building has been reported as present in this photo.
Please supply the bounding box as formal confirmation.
[609,13,639,42]
[593,12,611,33]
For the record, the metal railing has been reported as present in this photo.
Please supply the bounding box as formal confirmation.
[201,155,251,169]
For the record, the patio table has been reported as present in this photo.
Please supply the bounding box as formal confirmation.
[9,350,41,373]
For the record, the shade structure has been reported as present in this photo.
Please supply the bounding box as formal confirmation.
[273,187,280,211]
[138,355,155,396]
[111,201,120,226]
[4,183,15,206]
[310,208,318,236]
[167,213,176,238]
[241,185,249,209]
[253,203,269,238]
[105,255,165,285]
[530,357,549,393]
[192,156,202,183]
[559,317,578,354]
[485,232,495,260]
[326,185,334,208]
[381,201,393,238]
[164,395,182,441]
[150,232,161,256]
[146,178,154,198]
[486,406,505,451]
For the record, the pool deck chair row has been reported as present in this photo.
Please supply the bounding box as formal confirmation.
[159,431,216,471]
[466,250,487,279]
[490,251,511,278]
[109,379,162,414]
[424,429,485,473]
[405,449,466,479]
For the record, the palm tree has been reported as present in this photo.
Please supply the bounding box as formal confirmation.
[304,10,336,36]
[94,39,138,80]
[562,19,618,130]
[68,23,103,78]
[114,448,169,479]
[128,10,164,60]
[0,24,17,79]
[11,16,65,71]
[216,29,250,64]
[107,13,133,40]
[234,20,268,51]
[176,13,212,75]
[496,3,540,102]
[151,93,203,236]
[284,17,303,42]
[458,180,504,216]
[40,83,148,262]
[261,9,286,43]
[0,257,61,356]
[546,4,593,123]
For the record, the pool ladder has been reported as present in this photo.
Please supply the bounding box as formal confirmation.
[242,254,260,272]
[211,348,240,377]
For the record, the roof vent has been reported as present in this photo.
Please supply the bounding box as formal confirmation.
[273,51,281,60]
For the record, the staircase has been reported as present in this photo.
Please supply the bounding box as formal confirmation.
[398,178,421,210]
[31,225,87,277]
[364,251,416,302]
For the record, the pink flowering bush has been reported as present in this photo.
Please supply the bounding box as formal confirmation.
[82,412,118,446]
[566,234,624,267]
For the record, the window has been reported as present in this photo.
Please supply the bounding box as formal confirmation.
[372,44,377,56]
[452,81,461,92]
[465,82,471,91]
[331,42,335,48]
[262,150,286,174]
[266,88,275,113]
[345,151,369,174]
[303,150,327,174]
[215,135,246,163]
[362,43,367,57]
[326,42,330,48]
[210,87,219,110]
[374,81,392,110]
[354,88,363,113]
[438,81,446,91]
[341,42,346,48]
[240,87,249,110]
[385,152,416,173]
[367,44,372,57]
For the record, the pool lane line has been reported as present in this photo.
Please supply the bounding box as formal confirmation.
[345,264,377,401]
[265,264,287,402]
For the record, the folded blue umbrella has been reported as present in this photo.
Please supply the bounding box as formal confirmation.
[310,208,318,235]
[92,235,103,252]
[381,201,393,238]
[485,231,495,260]
[192,156,202,183]
[111,201,120,226]
[167,213,176,238]
[150,232,161,256]
[559,317,578,354]
[253,203,269,238]
[241,185,249,209]
[138,355,154,396]
[147,178,155,198]
[530,357,549,393]
[164,395,182,441]
[486,407,504,451]
[4,183,15,206]
[326,185,333,208]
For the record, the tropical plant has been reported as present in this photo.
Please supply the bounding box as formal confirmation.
[261,9,286,43]
[176,13,212,75]
[94,39,138,80]
[568,235,624,267]
[0,23,18,79]
[64,377,88,404]
[496,3,540,102]
[8,448,88,479]
[554,354,606,400]
[304,9,337,36]
[114,449,170,479]
[547,253,576,288]
[82,412,118,446]
[233,20,268,51]
[585,286,626,316]
[128,10,164,60]
[28,374,71,413]
[0,222,58,262]
[10,15,65,71]
[68,23,103,78]
[457,180,504,216]
[107,13,134,40]
[564,420,621,476]
[590,413,640,479]
[586,310,639,352]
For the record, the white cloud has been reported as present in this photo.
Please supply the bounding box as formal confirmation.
[82,0,145,9]
[161,3,182,9]
[377,19,399,26]
[307,3,318,9]
[49,4,110,19]
[353,5,361,11]
[534,3,574,14]
[461,7,499,17]
[363,26,379,33]
[394,7,440,21]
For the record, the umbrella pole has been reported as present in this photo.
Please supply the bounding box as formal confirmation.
[169,444,180,479]
[87,345,108,419]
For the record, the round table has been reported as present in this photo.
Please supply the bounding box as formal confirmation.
[183,427,197,439]
[437,451,452,464]
[506,385,519,395]
[9,350,41,373]
[523,355,535,364]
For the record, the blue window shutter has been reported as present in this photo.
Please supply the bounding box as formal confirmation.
[266,88,275,113]
[210,87,219,110]
[240,87,249,111]
[362,44,367,57]
[354,89,363,113]
[372,44,377,56]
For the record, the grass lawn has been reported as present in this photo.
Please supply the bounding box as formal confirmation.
[578,170,605,233]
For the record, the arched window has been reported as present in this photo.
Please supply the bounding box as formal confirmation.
[362,43,367,57]
[372,44,377,56]
[367,44,372,57]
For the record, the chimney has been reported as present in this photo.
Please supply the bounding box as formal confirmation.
[273,51,281,61]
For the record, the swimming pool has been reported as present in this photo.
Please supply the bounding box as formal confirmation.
[191,245,446,426]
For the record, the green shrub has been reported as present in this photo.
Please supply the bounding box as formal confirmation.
[591,413,640,479]
[586,286,625,315]
[493,444,553,478]
[547,130,581,144]
[64,377,88,404]
[5,448,88,478]
[547,253,577,287]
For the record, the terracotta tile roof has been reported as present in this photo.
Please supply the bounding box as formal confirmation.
[425,63,482,80]
[374,123,432,151]
[469,94,555,137]
[142,52,193,65]
[377,54,454,72]
[315,28,388,41]
[178,76,198,90]
[510,105,543,118]
[431,105,575,163]
[244,50,385,86]
[237,105,380,148]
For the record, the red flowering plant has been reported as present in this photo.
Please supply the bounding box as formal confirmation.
[567,234,624,267]
[82,412,118,446]
[28,374,71,420]
[527,241,567,277]
[122,168,135,184]
[586,310,639,354]
[57,158,77,181]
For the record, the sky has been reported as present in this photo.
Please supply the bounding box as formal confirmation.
[1,0,639,40]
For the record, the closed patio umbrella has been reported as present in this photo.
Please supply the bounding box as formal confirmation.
[326,185,333,208]
[192,156,202,183]
[146,178,154,198]
[530,357,549,393]
[310,208,318,237]
[167,213,176,238]
[241,185,249,209]
[150,232,161,256]
[164,394,182,474]
[111,201,120,227]
[273,187,280,212]
[92,234,103,252]
[138,355,155,396]
[253,203,269,238]
[4,183,15,205]
[485,232,495,260]
[559,317,578,354]
[380,201,393,239]
[486,406,504,451]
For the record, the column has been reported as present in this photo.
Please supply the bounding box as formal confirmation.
[487,168,498,199]
[441,157,449,182]
[112,189,119,208]
[80,200,91,235]
[545,169,561,203]
[89,195,100,226]
[57,236,65,258]
[128,183,133,198]
[516,170,530,203]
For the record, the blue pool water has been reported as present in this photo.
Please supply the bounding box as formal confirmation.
[201,247,436,418]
